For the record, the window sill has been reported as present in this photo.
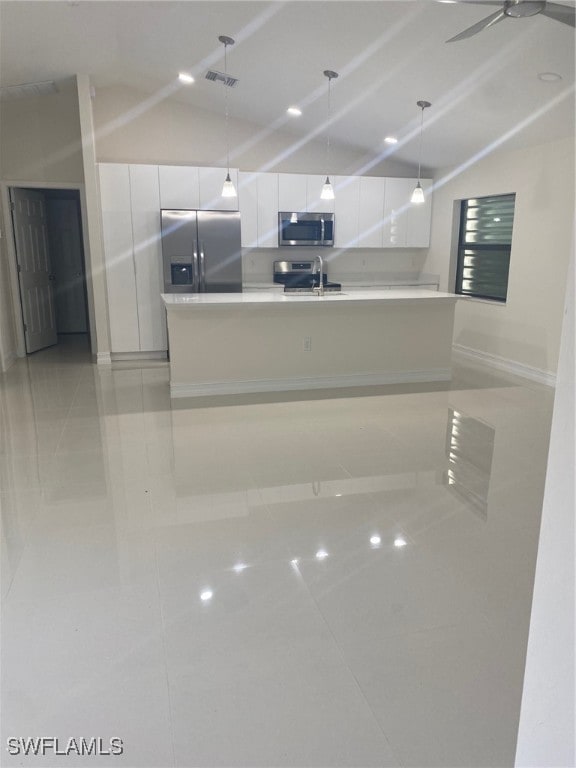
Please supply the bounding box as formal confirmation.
[459,296,507,306]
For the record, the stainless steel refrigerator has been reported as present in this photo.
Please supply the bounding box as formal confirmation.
[161,209,242,293]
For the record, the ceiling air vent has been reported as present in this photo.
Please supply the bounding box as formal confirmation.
[205,69,239,88]
[0,80,59,102]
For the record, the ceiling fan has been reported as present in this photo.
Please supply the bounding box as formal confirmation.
[446,0,576,42]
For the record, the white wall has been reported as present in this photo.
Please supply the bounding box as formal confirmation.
[0,79,84,183]
[93,84,419,178]
[0,79,85,369]
[425,137,574,378]
[515,228,575,766]
[0,195,17,372]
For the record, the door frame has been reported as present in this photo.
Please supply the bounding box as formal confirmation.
[1,180,96,360]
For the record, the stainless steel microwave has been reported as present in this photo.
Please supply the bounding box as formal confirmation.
[278,212,334,247]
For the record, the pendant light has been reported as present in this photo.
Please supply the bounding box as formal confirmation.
[219,35,237,198]
[320,70,339,200]
[411,100,431,204]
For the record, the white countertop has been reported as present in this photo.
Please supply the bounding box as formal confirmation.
[162,289,458,309]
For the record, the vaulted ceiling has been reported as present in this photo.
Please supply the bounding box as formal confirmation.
[1,0,574,169]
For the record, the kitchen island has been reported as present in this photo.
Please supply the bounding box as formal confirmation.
[162,290,458,398]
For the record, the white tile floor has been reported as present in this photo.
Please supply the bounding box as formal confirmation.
[1,336,554,767]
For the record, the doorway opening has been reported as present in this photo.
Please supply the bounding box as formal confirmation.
[9,186,90,355]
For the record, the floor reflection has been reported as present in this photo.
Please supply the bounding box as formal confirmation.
[444,408,496,519]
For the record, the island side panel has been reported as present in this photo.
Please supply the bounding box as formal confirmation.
[165,299,456,396]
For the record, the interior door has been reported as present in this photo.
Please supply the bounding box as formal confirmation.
[45,197,88,333]
[10,188,58,353]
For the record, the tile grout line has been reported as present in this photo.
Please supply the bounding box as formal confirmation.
[290,560,406,768]
[153,540,178,768]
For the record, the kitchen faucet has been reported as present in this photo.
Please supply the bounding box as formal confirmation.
[313,254,324,297]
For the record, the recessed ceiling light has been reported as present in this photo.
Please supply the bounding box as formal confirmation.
[200,589,213,601]
[370,535,382,547]
[537,72,562,82]
[178,72,195,84]
[394,537,407,548]
[384,136,398,144]
[315,549,329,560]
[287,106,302,117]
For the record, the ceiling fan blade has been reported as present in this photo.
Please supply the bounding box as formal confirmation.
[540,2,576,27]
[446,9,506,41]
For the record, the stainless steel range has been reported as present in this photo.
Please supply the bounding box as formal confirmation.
[273,260,342,293]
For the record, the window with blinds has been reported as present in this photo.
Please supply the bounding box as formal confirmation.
[455,193,515,302]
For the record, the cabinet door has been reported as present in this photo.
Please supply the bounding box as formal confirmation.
[333,176,360,247]
[158,165,200,210]
[238,172,258,248]
[99,164,140,353]
[278,173,307,212]
[129,165,167,352]
[406,179,433,247]
[358,177,386,248]
[307,174,335,213]
[382,178,413,247]
[257,173,279,247]
[198,167,239,211]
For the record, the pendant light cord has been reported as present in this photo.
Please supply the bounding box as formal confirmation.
[417,104,424,183]
[326,76,332,176]
[224,41,230,174]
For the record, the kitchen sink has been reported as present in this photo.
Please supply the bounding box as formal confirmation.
[283,290,346,296]
[283,287,345,295]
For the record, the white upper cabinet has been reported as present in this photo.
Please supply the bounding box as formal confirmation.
[358,177,386,248]
[278,173,307,212]
[239,172,279,248]
[257,173,280,247]
[158,165,200,210]
[129,164,167,352]
[333,176,360,248]
[382,177,411,247]
[383,178,433,248]
[238,172,259,248]
[307,174,335,213]
[406,179,433,247]
[99,163,140,353]
[198,167,239,211]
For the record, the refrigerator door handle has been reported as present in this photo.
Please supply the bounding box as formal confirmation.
[199,242,206,292]
[192,248,200,290]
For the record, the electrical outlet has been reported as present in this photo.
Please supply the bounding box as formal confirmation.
[303,336,312,352]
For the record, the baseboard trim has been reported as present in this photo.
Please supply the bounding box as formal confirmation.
[111,351,168,362]
[95,352,112,365]
[1,351,17,373]
[452,344,556,387]
[170,369,452,398]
